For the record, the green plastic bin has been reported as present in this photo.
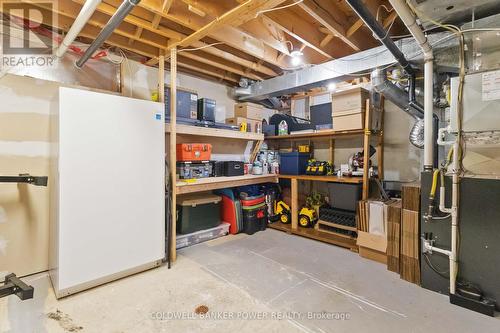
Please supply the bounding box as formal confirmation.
[177,193,222,234]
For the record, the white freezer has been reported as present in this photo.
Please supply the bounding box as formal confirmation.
[49,87,165,298]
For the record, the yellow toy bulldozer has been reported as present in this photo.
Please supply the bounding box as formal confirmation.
[273,200,291,224]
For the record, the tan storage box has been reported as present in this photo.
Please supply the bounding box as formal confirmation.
[234,102,264,120]
[332,109,365,131]
[226,117,261,132]
[331,87,369,131]
[332,87,369,114]
[357,231,387,264]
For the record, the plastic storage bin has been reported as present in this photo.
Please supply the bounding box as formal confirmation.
[327,182,362,211]
[177,193,221,234]
[242,203,267,235]
[279,152,310,175]
[175,223,230,249]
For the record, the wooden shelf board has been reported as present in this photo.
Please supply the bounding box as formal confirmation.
[165,123,263,141]
[265,129,364,140]
[268,222,292,233]
[293,227,357,250]
[317,220,357,232]
[278,174,363,183]
[176,174,277,194]
[268,222,357,250]
[265,129,383,141]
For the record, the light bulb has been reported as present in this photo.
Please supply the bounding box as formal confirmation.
[327,82,337,91]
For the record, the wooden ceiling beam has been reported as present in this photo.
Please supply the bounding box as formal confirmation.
[297,0,360,51]
[133,0,289,68]
[71,0,183,40]
[62,0,276,77]
[40,2,271,81]
[264,11,334,59]
[320,33,334,48]
[167,0,287,51]
[162,0,174,13]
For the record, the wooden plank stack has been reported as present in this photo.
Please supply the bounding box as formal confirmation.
[357,200,368,232]
[400,184,421,284]
[386,199,402,273]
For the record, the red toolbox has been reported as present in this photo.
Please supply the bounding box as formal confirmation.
[176,143,212,161]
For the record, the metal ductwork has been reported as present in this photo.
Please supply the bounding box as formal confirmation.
[371,68,423,119]
[371,68,425,148]
[76,0,141,68]
[239,32,455,102]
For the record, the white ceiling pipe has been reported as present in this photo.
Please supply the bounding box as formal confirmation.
[389,0,434,171]
[55,0,102,58]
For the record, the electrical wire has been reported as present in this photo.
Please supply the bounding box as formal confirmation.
[424,253,449,279]
[255,0,304,17]
[177,42,225,53]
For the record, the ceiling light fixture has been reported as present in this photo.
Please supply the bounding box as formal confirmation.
[327,82,337,91]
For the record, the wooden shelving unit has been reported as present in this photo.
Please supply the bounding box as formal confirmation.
[177,174,277,194]
[165,87,270,260]
[266,97,385,249]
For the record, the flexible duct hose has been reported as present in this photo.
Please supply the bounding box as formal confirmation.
[409,118,425,148]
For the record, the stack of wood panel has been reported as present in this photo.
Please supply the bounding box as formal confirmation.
[386,199,402,273]
[357,200,368,232]
[400,184,421,284]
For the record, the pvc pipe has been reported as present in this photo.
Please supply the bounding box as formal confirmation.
[449,140,460,294]
[389,0,434,170]
[76,0,141,68]
[56,0,102,58]
[439,186,452,214]
[424,60,434,169]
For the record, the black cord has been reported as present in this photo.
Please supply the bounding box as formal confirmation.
[423,253,449,279]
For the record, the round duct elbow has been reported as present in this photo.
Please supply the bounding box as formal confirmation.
[409,118,425,149]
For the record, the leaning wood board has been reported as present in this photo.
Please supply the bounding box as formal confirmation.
[386,199,402,273]
[400,184,421,285]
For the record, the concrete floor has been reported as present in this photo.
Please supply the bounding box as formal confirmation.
[1,229,499,333]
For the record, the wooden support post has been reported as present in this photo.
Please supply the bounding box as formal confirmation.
[362,98,372,200]
[291,178,298,230]
[329,138,335,165]
[158,52,165,103]
[169,47,177,262]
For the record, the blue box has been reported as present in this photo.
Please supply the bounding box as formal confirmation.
[280,152,310,175]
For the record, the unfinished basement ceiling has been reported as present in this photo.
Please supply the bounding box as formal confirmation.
[30,0,406,85]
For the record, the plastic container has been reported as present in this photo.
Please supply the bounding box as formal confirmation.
[279,152,310,175]
[177,193,221,234]
[242,203,267,235]
[327,182,362,211]
[175,223,230,249]
[176,143,212,161]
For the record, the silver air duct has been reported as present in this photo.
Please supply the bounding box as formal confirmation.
[76,0,141,68]
[371,68,425,148]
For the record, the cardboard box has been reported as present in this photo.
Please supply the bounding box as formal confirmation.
[234,102,264,120]
[332,110,365,131]
[357,231,387,264]
[332,87,369,114]
[226,117,261,133]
